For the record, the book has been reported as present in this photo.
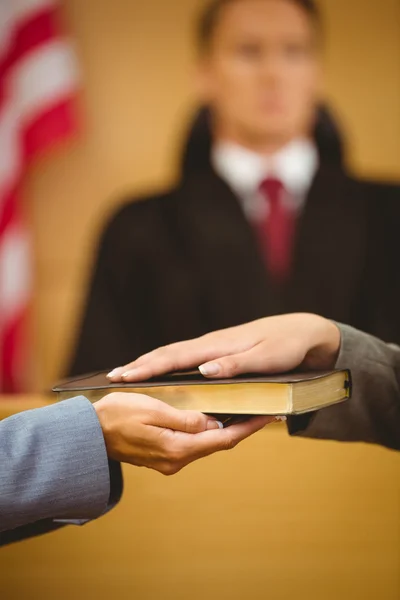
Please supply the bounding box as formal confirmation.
[53,369,351,416]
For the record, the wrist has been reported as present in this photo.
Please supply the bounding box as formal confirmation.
[304,315,341,369]
[94,399,113,457]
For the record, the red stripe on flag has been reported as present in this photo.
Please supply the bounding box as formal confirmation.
[24,95,78,159]
[0,185,18,239]
[0,7,60,107]
[0,97,77,237]
[0,7,58,76]
[0,3,78,393]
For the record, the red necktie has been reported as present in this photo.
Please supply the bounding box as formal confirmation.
[256,177,296,284]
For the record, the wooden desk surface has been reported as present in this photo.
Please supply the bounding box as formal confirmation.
[1,395,399,600]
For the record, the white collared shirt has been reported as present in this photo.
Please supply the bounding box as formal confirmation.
[211,139,319,222]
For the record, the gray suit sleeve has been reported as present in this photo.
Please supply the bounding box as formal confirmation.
[0,397,122,539]
[288,324,400,450]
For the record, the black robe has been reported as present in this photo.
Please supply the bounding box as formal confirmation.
[68,165,400,376]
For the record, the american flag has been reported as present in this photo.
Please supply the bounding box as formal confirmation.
[0,0,79,392]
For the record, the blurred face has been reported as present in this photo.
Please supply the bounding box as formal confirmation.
[198,0,322,150]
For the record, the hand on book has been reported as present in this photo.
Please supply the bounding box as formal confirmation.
[94,393,274,475]
[107,313,341,382]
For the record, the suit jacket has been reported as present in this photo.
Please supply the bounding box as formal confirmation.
[0,398,122,546]
[289,323,400,451]
[69,165,400,376]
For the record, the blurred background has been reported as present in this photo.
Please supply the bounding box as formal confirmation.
[23,0,400,391]
[1,0,400,598]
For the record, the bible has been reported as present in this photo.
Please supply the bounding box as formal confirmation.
[53,369,351,416]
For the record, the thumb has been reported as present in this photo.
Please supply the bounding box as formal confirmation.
[152,404,222,433]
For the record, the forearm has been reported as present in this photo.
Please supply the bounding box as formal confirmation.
[0,398,122,535]
[288,324,400,449]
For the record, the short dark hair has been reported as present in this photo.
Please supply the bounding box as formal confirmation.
[197,0,322,52]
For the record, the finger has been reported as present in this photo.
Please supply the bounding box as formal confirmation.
[198,337,309,379]
[148,404,223,434]
[153,416,282,475]
[180,415,275,463]
[107,340,225,382]
[107,330,253,383]
[197,345,268,378]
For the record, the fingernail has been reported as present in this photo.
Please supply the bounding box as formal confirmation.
[199,363,221,377]
[276,416,287,422]
[121,370,135,379]
[206,419,223,430]
[107,369,121,379]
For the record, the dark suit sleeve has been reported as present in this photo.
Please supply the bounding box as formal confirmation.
[288,324,400,451]
[68,201,161,376]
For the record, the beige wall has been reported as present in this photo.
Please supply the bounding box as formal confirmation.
[29,0,400,390]
[1,3,399,600]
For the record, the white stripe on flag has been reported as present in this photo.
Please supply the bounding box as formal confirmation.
[9,39,80,125]
[8,0,57,25]
[0,0,56,59]
[0,0,78,391]
[0,225,31,321]
[0,3,14,60]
